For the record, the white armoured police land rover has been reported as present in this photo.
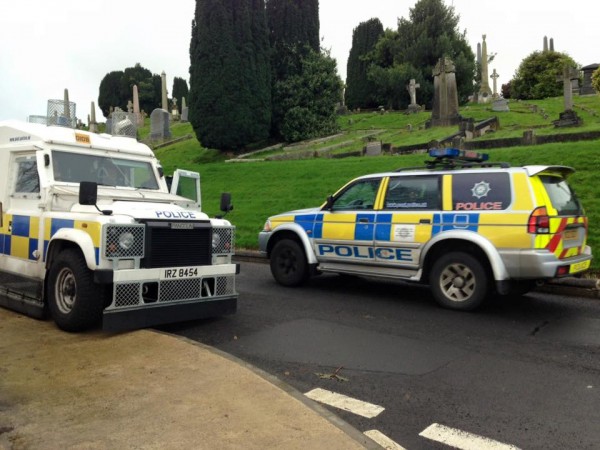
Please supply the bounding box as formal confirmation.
[0,119,238,331]
[259,149,592,310]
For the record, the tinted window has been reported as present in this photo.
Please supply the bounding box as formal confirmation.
[332,179,380,211]
[384,176,440,210]
[540,175,583,215]
[452,173,510,211]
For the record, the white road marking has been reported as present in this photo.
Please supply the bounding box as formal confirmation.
[420,423,521,450]
[304,388,385,418]
[364,429,407,450]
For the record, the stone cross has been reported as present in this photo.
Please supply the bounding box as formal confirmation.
[490,69,500,98]
[407,79,420,106]
[557,66,579,111]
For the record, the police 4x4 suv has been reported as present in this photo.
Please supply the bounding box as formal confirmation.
[259,149,592,310]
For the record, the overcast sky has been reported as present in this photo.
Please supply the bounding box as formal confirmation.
[1,0,598,122]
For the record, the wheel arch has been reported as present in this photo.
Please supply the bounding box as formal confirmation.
[266,224,317,264]
[45,229,98,271]
[421,232,509,283]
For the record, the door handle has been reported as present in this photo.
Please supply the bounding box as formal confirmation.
[419,218,431,224]
[359,218,370,223]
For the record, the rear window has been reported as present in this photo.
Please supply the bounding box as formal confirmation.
[540,175,583,215]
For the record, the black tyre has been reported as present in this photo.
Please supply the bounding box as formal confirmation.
[270,239,309,287]
[48,249,106,332]
[429,251,489,311]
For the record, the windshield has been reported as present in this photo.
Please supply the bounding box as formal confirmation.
[540,175,583,215]
[52,150,159,189]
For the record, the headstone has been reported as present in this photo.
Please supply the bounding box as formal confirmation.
[490,69,500,99]
[132,85,143,126]
[364,141,382,156]
[171,98,179,120]
[523,130,536,145]
[478,35,492,103]
[557,66,579,111]
[580,63,600,95]
[181,97,189,122]
[406,79,421,113]
[161,71,168,112]
[89,101,98,133]
[427,56,461,127]
[150,108,171,140]
[492,98,510,112]
[543,36,548,52]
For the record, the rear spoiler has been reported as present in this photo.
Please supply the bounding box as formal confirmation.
[524,165,575,178]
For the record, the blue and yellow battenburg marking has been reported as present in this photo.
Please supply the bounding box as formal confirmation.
[0,214,101,264]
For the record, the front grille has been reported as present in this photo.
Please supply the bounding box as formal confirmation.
[141,220,211,268]
[110,275,236,308]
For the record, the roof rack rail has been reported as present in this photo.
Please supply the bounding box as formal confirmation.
[394,148,510,172]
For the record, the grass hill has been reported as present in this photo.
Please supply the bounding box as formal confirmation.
[140,96,600,270]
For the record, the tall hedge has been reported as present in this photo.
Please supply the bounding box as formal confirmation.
[345,18,384,110]
[189,0,271,151]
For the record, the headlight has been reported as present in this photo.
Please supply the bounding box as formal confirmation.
[119,232,135,250]
[212,232,221,250]
[263,220,272,232]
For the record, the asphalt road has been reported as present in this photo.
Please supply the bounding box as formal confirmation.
[161,261,600,450]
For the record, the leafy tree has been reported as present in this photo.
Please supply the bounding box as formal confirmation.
[172,77,189,111]
[510,51,579,100]
[345,18,384,110]
[189,0,271,151]
[592,67,600,94]
[274,48,343,142]
[267,0,333,139]
[367,0,476,109]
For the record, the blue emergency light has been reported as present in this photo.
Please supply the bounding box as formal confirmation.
[429,148,489,162]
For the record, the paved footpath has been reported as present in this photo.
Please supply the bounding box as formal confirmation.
[0,308,378,450]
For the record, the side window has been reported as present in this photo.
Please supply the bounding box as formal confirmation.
[384,176,440,210]
[332,179,380,211]
[452,172,511,211]
[14,156,40,194]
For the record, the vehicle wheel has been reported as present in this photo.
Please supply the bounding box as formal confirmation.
[270,239,309,287]
[429,252,489,311]
[48,249,105,332]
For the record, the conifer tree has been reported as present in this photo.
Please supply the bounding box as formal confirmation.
[345,18,384,110]
[189,0,271,150]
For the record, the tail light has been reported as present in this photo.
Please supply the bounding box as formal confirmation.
[528,207,550,234]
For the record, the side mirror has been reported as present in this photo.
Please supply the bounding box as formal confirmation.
[220,192,233,213]
[79,181,98,205]
[323,195,334,210]
[79,181,112,215]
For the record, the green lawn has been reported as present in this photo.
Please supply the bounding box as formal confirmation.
[147,96,600,270]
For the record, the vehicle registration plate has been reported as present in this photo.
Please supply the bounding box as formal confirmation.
[569,260,590,274]
[563,229,578,241]
[162,266,199,280]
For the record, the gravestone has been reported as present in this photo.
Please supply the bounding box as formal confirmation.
[490,69,500,99]
[478,35,492,103]
[427,56,461,127]
[89,101,98,133]
[161,71,168,112]
[580,64,599,95]
[364,141,382,156]
[406,79,421,113]
[492,98,510,112]
[105,118,113,135]
[150,108,171,140]
[181,97,189,122]
[553,67,582,128]
[133,85,144,126]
